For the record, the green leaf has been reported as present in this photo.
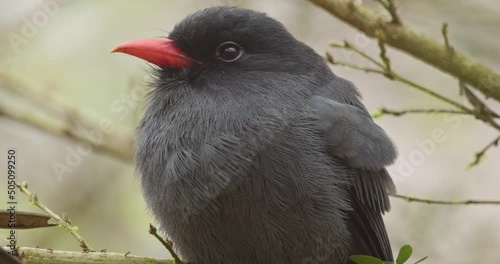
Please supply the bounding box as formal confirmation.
[396,245,413,264]
[414,256,428,264]
[371,108,384,119]
[350,255,385,264]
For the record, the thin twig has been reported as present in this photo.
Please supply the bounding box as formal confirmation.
[325,51,334,64]
[459,81,500,119]
[377,39,392,75]
[16,181,94,252]
[329,42,471,111]
[326,59,387,75]
[149,224,186,264]
[459,81,500,131]
[390,193,500,205]
[467,135,500,168]
[441,23,454,53]
[372,107,469,118]
[331,41,385,68]
[328,40,500,132]
[376,0,402,25]
[309,0,500,101]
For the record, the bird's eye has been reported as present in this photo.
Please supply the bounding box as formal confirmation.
[216,41,243,62]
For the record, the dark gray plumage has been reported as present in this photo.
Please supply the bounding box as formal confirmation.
[133,6,397,264]
[0,248,21,264]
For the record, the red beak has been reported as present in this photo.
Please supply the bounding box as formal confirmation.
[112,38,195,68]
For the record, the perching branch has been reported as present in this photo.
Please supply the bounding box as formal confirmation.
[11,181,177,263]
[308,0,500,102]
[390,194,500,205]
[16,181,95,252]
[4,247,173,264]
[149,224,186,264]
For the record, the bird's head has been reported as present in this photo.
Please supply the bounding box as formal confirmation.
[113,6,329,86]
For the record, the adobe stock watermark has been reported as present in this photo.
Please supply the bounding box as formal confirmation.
[51,78,148,181]
[336,33,375,63]
[7,0,71,54]
[393,112,473,183]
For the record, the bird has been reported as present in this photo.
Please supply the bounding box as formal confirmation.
[113,6,397,264]
[0,248,21,264]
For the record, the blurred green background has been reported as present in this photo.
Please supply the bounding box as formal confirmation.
[0,0,499,263]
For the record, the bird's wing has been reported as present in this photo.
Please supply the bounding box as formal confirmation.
[311,96,397,170]
[312,95,397,261]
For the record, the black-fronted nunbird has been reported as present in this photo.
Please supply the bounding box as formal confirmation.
[113,6,397,264]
